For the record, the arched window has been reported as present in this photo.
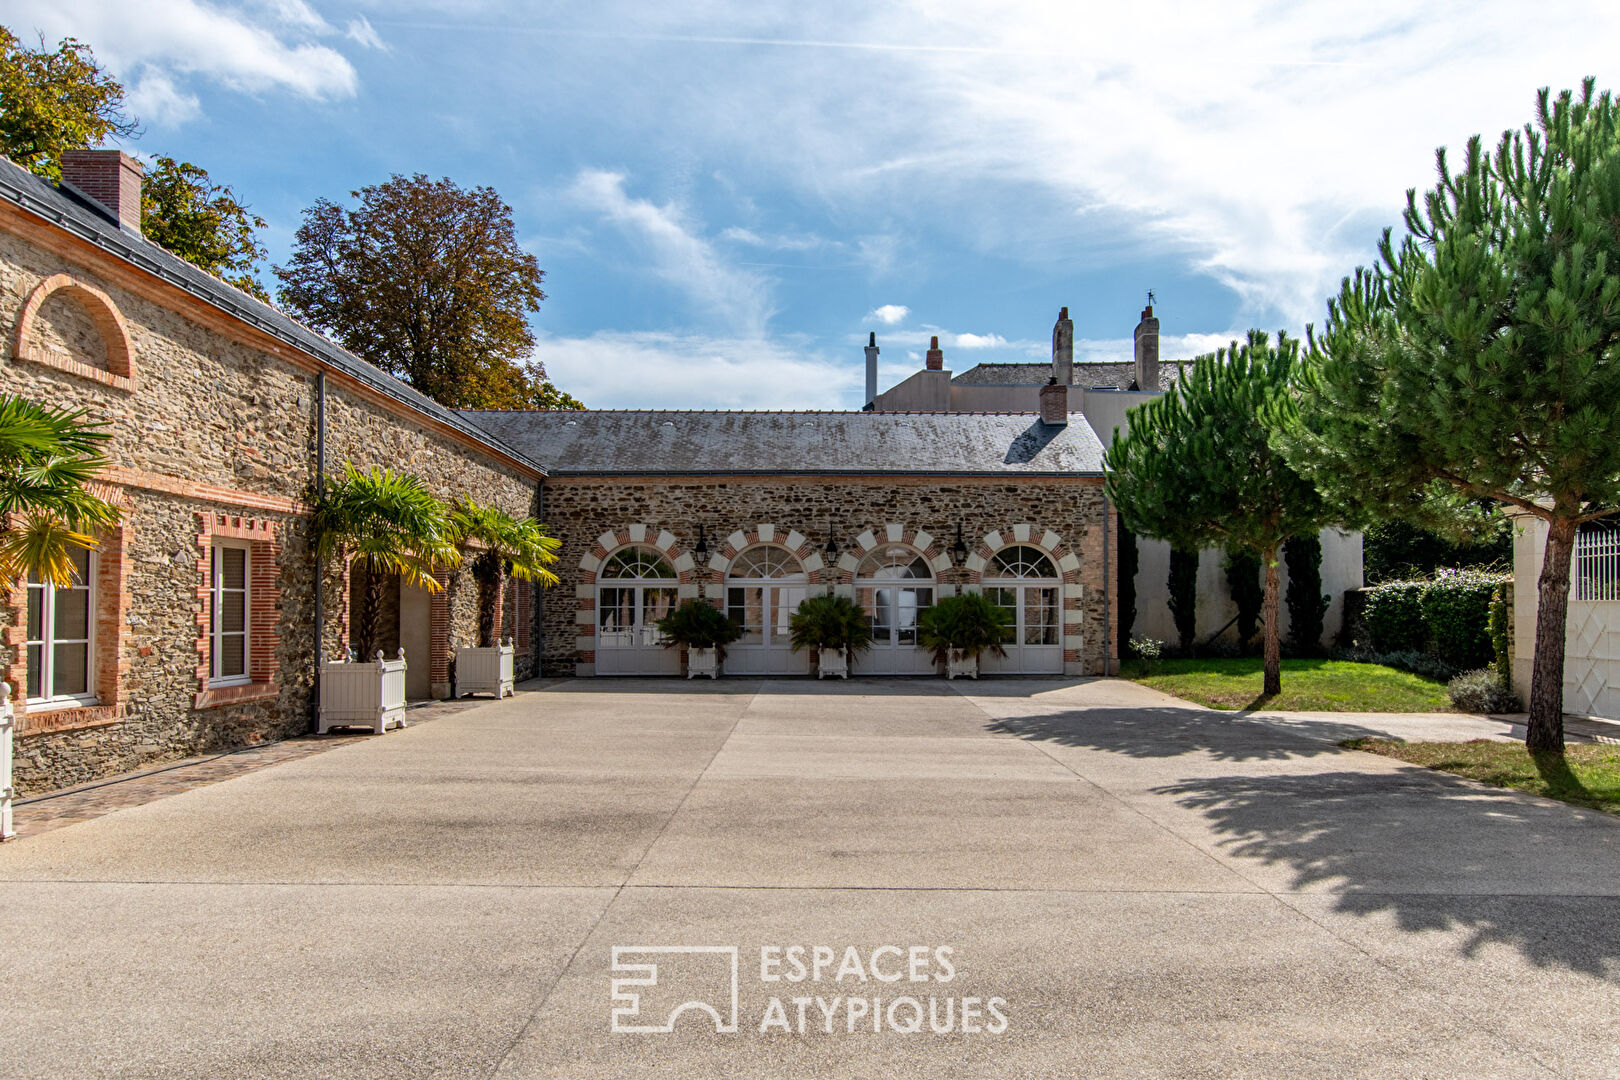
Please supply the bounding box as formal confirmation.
[728,545,804,580]
[857,546,934,659]
[597,547,680,671]
[601,547,677,580]
[984,544,1061,653]
[989,545,1057,579]
[726,546,807,653]
[856,547,932,580]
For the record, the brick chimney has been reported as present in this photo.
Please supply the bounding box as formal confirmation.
[925,335,944,371]
[1133,303,1160,391]
[864,331,880,404]
[1039,377,1068,425]
[60,150,144,235]
[1052,305,1073,385]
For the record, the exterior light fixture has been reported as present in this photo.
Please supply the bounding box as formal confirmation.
[951,523,969,567]
[824,525,839,560]
[694,524,708,558]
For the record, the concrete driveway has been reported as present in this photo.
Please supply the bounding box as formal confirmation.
[3,679,1617,1079]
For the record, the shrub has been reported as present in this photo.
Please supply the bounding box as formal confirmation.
[1168,547,1198,654]
[1420,569,1509,669]
[1363,580,1427,653]
[1488,582,1513,687]
[1447,667,1523,714]
[1284,533,1330,656]
[1331,645,1460,683]
[1127,636,1165,674]
[656,599,742,654]
[917,592,1012,664]
[1224,550,1262,651]
[788,594,873,661]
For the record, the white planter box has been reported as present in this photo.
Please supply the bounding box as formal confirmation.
[687,647,720,679]
[0,683,14,841]
[816,649,849,679]
[946,649,979,680]
[320,650,407,734]
[457,642,515,698]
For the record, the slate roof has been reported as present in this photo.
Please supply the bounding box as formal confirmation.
[464,410,1107,477]
[951,360,1185,390]
[0,159,547,476]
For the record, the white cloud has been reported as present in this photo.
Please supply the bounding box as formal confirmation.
[867,304,908,325]
[10,0,359,110]
[345,16,387,51]
[531,331,858,409]
[721,226,829,252]
[952,332,1006,349]
[126,67,201,128]
[571,169,775,336]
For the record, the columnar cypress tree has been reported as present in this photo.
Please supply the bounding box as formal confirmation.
[1225,550,1262,651]
[1284,534,1329,655]
[1118,525,1138,653]
[1107,332,1334,695]
[1284,80,1620,750]
[1167,548,1198,654]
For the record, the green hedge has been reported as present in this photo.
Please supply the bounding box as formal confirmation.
[1363,570,1510,669]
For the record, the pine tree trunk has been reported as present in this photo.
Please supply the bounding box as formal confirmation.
[1262,547,1281,697]
[357,563,383,660]
[1526,516,1575,752]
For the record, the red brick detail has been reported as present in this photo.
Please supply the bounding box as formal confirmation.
[194,513,282,704]
[515,578,532,656]
[10,272,138,392]
[576,527,689,671]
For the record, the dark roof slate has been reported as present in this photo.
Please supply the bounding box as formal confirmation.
[951,360,1184,390]
[463,409,1106,476]
[0,159,547,476]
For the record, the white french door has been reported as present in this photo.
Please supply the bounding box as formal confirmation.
[857,584,936,675]
[979,583,1064,674]
[725,582,810,675]
[596,584,681,675]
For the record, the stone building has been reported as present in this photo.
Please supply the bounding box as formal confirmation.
[1,152,545,794]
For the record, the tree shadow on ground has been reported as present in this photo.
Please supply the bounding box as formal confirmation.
[985,706,1390,762]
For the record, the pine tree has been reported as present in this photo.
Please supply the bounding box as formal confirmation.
[1285,80,1620,750]
[1107,331,1334,695]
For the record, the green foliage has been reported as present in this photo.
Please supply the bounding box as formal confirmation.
[1167,547,1198,654]
[1117,524,1137,653]
[1285,79,1620,748]
[275,174,580,410]
[1447,668,1523,714]
[788,594,873,662]
[1489,582,1514,687]
[656,599,742,654]
[0,28,136,180]
[312,463,458,658]
[1127,636,1164,675]
[1364,516,1511,584]
[1284,534,1330,656]
[0,394,120,585]
[141,156,269,300]
[1224,550,1261,650]
[1420,569,1508,669]
[1362,581,1428,653]
[449,498,560,648]
[916,592,1012,664]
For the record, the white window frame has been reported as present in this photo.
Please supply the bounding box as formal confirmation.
[210,540,252,688]
[24,548,97,708]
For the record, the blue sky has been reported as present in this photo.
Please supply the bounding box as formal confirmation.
[11,2,1619,408]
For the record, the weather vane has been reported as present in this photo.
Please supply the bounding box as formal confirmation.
[1147,289,1156,306]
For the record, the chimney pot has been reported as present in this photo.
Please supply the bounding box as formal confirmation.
[1039,378,1068,426]
[864,332,881,405]
[925,335,944,371]
[1133,302,1161,391]
[60,149,144,235]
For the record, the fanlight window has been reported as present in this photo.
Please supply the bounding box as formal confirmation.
[601,547,677,580]
[729,545,804,579]
[989,545,1057,579]
[857,546,932,580]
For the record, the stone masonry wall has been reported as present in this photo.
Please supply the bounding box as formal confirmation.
[0,209,540,795]
[539,475,1115,677]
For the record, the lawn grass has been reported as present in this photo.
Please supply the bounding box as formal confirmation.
[1124,657,1451,712]
[1343,738,1620,815]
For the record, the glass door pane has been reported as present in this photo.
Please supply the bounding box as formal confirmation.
[871,587,894,646]
[896,587,929,645]
[987,586,1018,644]
[599,587,636,647]
[770,586,805,644]
[641,587,678,646]
[1023,586,1059,645]
[728,587,764,644]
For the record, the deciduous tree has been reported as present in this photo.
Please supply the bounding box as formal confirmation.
[1107,332,1334,695]
[0,28,135,180]
[1285,80,1620,750]
[142,156,269,300]
[276,174,581,410]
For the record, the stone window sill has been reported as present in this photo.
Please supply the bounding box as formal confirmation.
[194,682,280,710]
[16,701,125,737]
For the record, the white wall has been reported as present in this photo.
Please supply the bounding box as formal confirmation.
[1512,514,1620,719]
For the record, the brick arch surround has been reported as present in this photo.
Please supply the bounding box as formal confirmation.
[826,523,953,592]
[703,523,827,595]
[574,525,696,675]
[964,523,1086,669]
[11,273,138,392]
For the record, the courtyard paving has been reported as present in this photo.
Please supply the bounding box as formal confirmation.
[2,678,1616,1079]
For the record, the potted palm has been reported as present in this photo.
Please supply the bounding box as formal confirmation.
[312,463,457,732]
[917,592,1012,679]
[0,395,121,841]
[448,498,560,697]
[788,594,873,679]
[656,599,742,679]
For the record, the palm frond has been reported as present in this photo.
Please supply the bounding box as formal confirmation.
[0,512,98,586]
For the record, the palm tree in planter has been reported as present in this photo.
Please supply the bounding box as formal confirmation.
[917,592,1012,679]
[448,498,560,697]
[788,593,873,679]
[656,599,742,679]
[312,463,457,732]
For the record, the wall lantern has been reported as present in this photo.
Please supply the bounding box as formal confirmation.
[694,524,709,558]
[951,523,969,567]
[824,525,839,561]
